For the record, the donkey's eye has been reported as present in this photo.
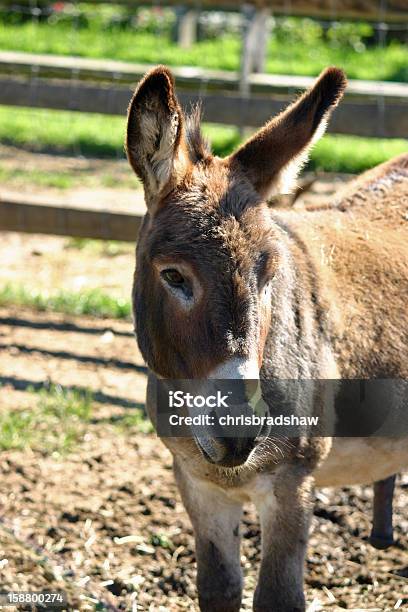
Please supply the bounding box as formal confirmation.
[159,266,195,304]
[161,268,185,287]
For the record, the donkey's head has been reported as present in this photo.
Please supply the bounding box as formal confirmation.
[127,66,346,465]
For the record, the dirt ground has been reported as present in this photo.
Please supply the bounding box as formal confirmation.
[0,154,407,611]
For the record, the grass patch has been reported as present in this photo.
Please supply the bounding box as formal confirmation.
[101,173,138,189]
[0,106,125,158]
[0,283,131,319]
[65,238,132,257]
[0,14,406,81]
[0,166,75,189]
[0,385,152,452]
[0,165,139,190]
[0,106,406,174]
[204,124,242,158]
[309,135,408,174]
[112,411,153,434]
[0,384,92,453]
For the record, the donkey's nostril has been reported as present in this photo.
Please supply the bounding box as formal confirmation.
[194,435,228,465]
[221,437,256,467]
[195,436,256,468]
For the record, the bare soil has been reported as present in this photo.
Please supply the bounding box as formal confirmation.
[0,161,407,610]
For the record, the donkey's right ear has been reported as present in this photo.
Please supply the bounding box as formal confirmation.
[228,67,346,198]
[126,66,190,209]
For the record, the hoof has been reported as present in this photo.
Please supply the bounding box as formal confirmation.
[199,595,241,612]
[369,532,395,550]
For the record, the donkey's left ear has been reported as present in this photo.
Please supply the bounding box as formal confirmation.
[229,67,347,197]
[126,66,191,209]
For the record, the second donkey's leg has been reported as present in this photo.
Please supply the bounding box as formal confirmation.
[370,474,396,549]
[253,469,313,612]
[174,459,243,612]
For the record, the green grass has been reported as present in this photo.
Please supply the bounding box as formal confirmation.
[113,411,153,434]
[0,105,406,174]
[310,134,408,174]
[0,165,139,190]
[0,166,75,189]
[0,15,406,81]
[101,173,138,189]
[65,238,132,257]
[0,283,131,319]
[0,106,125,157]
[0,384,152,453]
[0,384,92,453]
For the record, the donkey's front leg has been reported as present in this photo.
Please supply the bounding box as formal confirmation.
[253,470,313,612]
[174,459,243,612]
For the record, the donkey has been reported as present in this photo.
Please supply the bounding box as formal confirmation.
[126,66,408,611]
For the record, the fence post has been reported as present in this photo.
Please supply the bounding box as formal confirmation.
[173,6,199,49]
[239,4,271,132]
[252,6,271,73]
[240,4,271,94]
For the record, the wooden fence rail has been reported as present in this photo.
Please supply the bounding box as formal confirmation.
[1,52,407,138]
[0,198,142,241]
[2,51,407,97]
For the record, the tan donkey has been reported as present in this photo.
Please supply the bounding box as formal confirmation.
[126,65,408,611]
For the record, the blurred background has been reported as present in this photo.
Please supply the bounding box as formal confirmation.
[0,2,407,610]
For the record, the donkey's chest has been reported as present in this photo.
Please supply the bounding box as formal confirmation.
[315,437,408,487]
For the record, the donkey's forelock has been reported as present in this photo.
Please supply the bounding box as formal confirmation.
[184,104,211,164]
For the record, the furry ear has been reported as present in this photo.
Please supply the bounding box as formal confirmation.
[229,67,347,197]
[126,66,191,209]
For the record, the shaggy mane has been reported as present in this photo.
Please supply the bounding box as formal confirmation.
[185,104,211,163]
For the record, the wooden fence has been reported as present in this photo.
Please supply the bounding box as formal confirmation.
[1,51,407,138]
[0,197,142,242]
[0,1,407,241]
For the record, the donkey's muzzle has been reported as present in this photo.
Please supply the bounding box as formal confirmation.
[195,435,257,467]
[186,376,266,467]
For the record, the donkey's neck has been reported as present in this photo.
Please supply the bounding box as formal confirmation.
[261,215,337,380]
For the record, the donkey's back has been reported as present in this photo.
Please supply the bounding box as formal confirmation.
[277,152,408,382]
[286,153,408,489]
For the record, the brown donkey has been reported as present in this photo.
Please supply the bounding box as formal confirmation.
[126,66,408,611]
